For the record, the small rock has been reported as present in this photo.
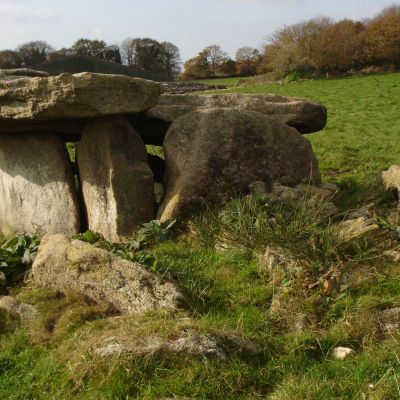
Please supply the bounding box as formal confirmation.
[378,307,400,334]
[382,165,400,195]
[383,250,400,262]
[273,185,300,200]
[258,245,297,272]
[249,181,270,197]
[319,182,340,193]
[0,296,38,321]
[331,346,355,360]
[347,203,375,220]
[295,183,334,199]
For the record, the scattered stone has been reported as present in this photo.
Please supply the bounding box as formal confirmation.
[158,109,320,221]
[347,203,375,220]
[0,296,38,321]
[331,346,355,360]
[147,92,327,134]
[249,181,270,197]
[273,185,300,200]
[92,327,260,361]
[340,217,380,242]
[383,250,400,262]
[382,165,400,196]
[77,117,154,241]
[258,245,298,272]
[0,133,80,236]
[0,72,160,124]
[32,234,183,315]
[378,308,400,334]
[295,183,334,199]
[319,182,340,193]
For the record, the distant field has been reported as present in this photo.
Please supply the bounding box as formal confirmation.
[215,73,400,206]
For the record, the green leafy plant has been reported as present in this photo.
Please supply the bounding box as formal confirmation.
[0,233,40,289]
[137,219,176,245]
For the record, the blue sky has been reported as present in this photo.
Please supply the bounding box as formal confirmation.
[0,0,398,61]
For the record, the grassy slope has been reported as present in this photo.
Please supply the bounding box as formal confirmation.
[1,74,400,399]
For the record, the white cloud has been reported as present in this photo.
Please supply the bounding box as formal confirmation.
[0,0,56,21]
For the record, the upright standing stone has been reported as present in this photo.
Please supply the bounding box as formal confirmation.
[158,109,320,221]
[77,117,154,241]
[0,133,80,235]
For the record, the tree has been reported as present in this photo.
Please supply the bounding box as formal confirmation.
[160,41,181,79]
[363,11,400,66]
[17,41,54,66]
[217,58,237,76]
[313,19,365,72]
[104,45,122,64]
[0,50,22,69]
[71,38,107,58]
[204,45,227,77]
[235,47,261,76]
[183,51,210,80]
[47,47,74,61]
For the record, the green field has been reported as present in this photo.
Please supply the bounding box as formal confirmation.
[1,74,400,399]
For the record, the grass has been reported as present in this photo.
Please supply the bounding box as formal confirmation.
[1,73,400,399]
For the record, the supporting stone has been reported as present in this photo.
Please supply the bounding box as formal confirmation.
[77,116,154,241]
[0,133,80,235]
[158,109,320,221]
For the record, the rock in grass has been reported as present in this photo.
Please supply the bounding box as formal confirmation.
[32,234,183,315]
[330,346,355,360]
[382,165,400,197]
[0,296,38,321]
[158,109,320,221]
[0,72,160,124]
[77,116,154,241]
[146,92,327,134]
[0,133,80,236]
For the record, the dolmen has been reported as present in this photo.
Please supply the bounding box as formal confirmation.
[0,69,327,241]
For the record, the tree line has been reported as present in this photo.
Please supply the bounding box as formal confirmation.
[0,4,399,81]
[183,4,400,80]
[0,37,181,80]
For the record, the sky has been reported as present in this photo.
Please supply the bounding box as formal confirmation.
[0,0,398,62]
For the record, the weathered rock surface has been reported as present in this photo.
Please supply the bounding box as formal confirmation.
[331,346,355,360]
[147,92,327,134]
[77,117,154,241]
[382,165,400,196]
[0,72,160,124]
[0,296,38,321]
[158,109,320,221]
[32,234,183,314]
[0,68,49,81]
[0,133,80,235]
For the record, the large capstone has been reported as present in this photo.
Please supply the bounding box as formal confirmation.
[0,133,80,235]
[158,108,320,221]
[146,92,327,135]
[32,234,183,315]
[0,72,161,133]
[77,116,154,241]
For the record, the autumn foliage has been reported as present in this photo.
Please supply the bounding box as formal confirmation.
[184,5,400,80]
